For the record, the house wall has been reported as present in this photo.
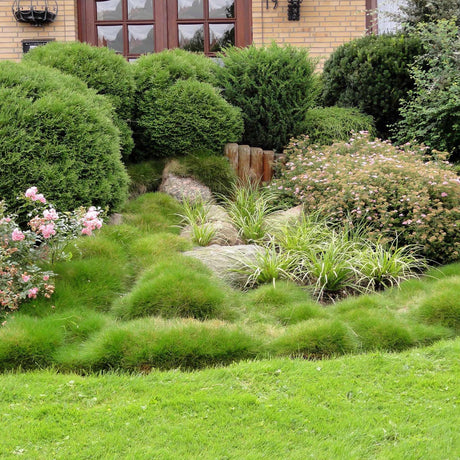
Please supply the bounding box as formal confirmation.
[0,1,77,61]
[252,0,367,61]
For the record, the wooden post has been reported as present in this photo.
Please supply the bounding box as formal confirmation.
[263,150,275,182]
[225,143,239,174]
[250,147,263,184]
[238,145,251,181]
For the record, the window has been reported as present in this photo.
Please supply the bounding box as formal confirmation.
[78,0,251,59]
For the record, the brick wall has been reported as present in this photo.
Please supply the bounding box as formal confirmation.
[0,1,77,61]
[252,0,367,65]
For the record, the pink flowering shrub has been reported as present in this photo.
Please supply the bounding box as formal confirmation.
[0,188,104,314]
[271,132,460,263]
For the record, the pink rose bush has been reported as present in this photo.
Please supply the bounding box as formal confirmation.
[1,188,104,315]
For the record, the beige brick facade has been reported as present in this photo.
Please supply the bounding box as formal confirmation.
[252,0,367,63]
[0,1,366,62]
[0,1,77,61]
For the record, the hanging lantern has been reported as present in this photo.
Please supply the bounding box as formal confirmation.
[12,1,58,27]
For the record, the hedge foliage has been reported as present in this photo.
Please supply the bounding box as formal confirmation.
[132,49,241,159]
[135,78,243,158]
[303,107,376,145]
[24,41,136,160]
[216,43,319,151]
[0,62,129,217]
[272,132,460,264]
[321,34,423,137]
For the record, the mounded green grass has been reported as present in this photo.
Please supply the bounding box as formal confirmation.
[0,338,458,458]
[1,192,459,372]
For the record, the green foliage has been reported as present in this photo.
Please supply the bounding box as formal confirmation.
[417,277,460,331]
[24,41,136,160]
[321,34,423,137]
[303,106,376,145]
[395,20,460,162]
[0,316,64,371]
[58,318,258,371]
[271,319,358,357]
[126,159,167,196]
[0,61,129,219]
[216,43,319,151]
[135,79,243,158]
[396,0,460,28]
[272,133,460,263]
[113,256,229,320]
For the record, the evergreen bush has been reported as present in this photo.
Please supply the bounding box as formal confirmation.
[0,62,129,220]
[135,79,243,158]
[303,107,376,145]
[321,34,423,137]
[216,43,319,151]
[24,41,136,160]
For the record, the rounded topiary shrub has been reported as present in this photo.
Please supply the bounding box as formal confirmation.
[303,106,376,145]
[216,43,319,151]
[321,34,423,137]
[272,132,460,264]
[136,79,243,158]
[24,41,136,160]
[0,61,129,218]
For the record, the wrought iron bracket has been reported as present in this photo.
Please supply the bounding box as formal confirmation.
[288,0,303,20]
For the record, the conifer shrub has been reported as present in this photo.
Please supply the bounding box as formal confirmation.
[303,107,376,145]
[272,132,460,264]
[216,43,319,151]
[0,61,129,219]
[136,79,243,158]
[321,34,423,137]
[24,41,136,160]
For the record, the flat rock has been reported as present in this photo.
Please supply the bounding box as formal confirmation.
[183,244,262,288]
[159,173,213,203]
[265,205,304,229]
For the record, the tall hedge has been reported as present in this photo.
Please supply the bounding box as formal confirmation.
[215,43,319,151]
[0,62,129,218]
[24,41,136,160]
[321,34,423,138]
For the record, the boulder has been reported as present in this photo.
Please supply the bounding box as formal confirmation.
[265,205,304,230]
[159,173,213,203]
[183,244,263,288]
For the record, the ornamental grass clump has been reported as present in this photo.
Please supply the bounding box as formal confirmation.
[272,132,460,264]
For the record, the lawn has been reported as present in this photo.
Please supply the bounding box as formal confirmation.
[0,338,458,459]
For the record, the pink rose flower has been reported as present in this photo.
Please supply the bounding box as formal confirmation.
[43,209,58,221]
[28,287,39,299]
[25,187,38,198]
[39,223,56,239]
[22,274,31,282]
[43,275,50,281]
[81,227,92,236]
[11,228,25,241]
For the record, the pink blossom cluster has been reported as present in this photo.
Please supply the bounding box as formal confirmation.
[81,207,103,236]
[25,186,46,204]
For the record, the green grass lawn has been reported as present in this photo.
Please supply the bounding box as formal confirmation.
[0,338,458,459]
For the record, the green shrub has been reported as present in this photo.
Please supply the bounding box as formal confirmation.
[58,318,258,371]
[113,256,229,320]
[216,43,319,151]
[24,41,136,160]
[395,20,460,162]
[0,61,129,219]
[270,319,358,358]
[135,79,243,158]
[303,107,375,145]
[272,133,460,264]
[321,34,423,137]
[396,0,460,28]
[0,316,64,371]
[417,277,460,331]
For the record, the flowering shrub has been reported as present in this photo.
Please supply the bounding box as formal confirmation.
[0,188,103,314]
[271,133,460,264]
